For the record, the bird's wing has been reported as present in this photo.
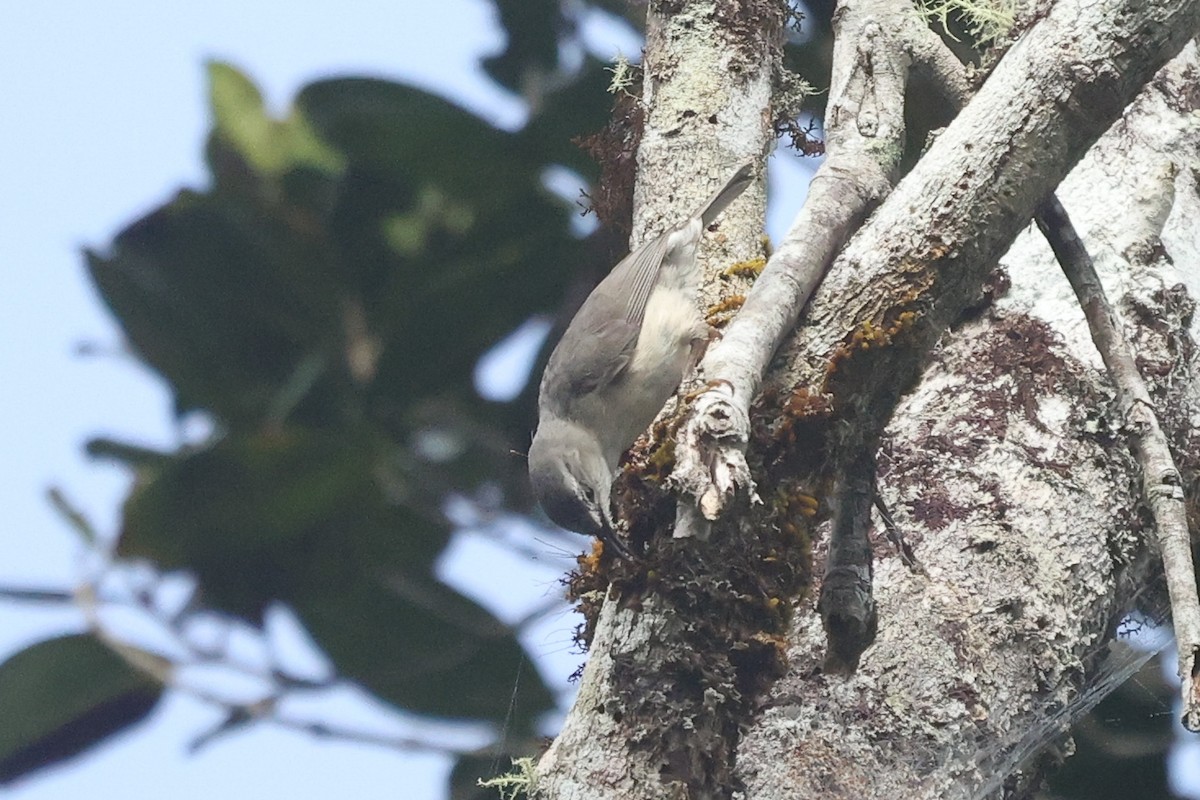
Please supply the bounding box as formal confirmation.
[612,163,751,325]
[551,315,641,399]
[614,230,674,329]
[698,162,754,227]
[545,232,673,402]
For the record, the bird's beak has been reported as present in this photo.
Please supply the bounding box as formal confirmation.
[596,499,636,561]
[599,499,616,533]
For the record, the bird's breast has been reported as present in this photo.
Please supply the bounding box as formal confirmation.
[620,286,704,423]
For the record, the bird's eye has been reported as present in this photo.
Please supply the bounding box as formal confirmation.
[582,486,596,504]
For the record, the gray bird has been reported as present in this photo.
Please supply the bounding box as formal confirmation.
[528,163,754,556]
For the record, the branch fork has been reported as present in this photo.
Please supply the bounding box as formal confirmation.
[669,380,754,534]
[671,0,917,531]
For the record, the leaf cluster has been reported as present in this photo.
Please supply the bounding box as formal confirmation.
[2,1,616,786]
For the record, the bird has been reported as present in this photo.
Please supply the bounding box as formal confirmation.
[528,162,754,557]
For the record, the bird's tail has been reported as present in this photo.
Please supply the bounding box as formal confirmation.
[697,161,755,227]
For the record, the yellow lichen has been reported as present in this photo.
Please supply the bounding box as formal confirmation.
[705,294,746,326]
[723,257,767,279]
[795,493,819,517]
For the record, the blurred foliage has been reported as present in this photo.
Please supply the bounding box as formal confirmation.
[5,0,619,782]
[85,52,591,738]
[0,0,1183,797]
[0,635,164,785]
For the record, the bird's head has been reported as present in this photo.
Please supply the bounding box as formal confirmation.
[527,418,614,536]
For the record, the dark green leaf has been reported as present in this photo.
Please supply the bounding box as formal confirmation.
[83,61,603,739]
[118,430,451,623]
[0,634,163,785]
[297,78,529,193]
[85,191,346,426]
[92,72,590,434]
[291,575,554,725]
[516,56,616,177]
[295,78,584,404]
[482,0,572,93]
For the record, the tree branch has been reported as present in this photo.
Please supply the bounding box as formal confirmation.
[671,0,923,530]
[910,6,1200,731]
[893,6,1200,720]
[65,567,478,759]
[735,38,1200,800]
[675,0,1200,529]
[1035,194,1200,731]
[533,1,782,795]
[535,0,1200,796]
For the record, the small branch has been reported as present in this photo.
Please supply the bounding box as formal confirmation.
[1035,195,1200,731]
[512,596,571,633]
[104,568,332,689]
[671,0,916,531]
[0,584,76,603]
[268,713,487,756]
[187,698,481,757]
[71,569,469,754]
[873,494,924,573]
[818,447,880,673]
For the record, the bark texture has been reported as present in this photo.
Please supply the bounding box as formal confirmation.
[1035,194,1200,729]
[673,0,915,532]
[675,0,1200,518]
[736,42,1200,799]
[533,2,781,798]
[534,0,1200,794]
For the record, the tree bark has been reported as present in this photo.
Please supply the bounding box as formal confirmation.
[533,2,781,798]
[533,0,1200,795]
[737,42,1200,798]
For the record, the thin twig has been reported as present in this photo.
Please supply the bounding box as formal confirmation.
[0,584,76,603]
[268,713,481,755]
[1035,195,1200,731]
[872,495,925,574]
[72,571,478,753]
[106,568,332,689]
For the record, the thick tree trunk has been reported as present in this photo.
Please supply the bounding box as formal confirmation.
[533,0,1200,795]
[533,3,780,797]
[737,42,1200,798]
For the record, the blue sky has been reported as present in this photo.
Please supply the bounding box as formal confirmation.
[0,4,546,798]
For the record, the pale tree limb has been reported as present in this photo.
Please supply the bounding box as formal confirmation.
[673,0,1195,513]
[907,6,1200,731]
[671,0,925,531]
[1035,195,1200,731]
[735,41,1200,800]
[533,1,782,796]
[669,0,976,530]
[669,0,936,676]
